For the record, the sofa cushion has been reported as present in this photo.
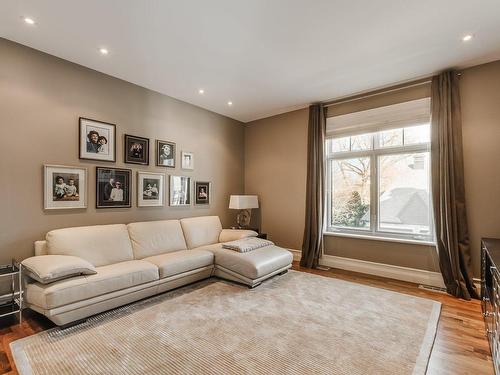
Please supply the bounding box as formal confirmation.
[143,250,214,279]
[180,216,222,249]
[26,260,158,310]
[127,220,188,259]
[196,243,293,280]
[46,224,134,267]
[219,229,258,243]
[22,255,96,284]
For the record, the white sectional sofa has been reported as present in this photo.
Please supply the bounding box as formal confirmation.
[23,216,293,326]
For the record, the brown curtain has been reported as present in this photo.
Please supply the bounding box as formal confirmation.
[300,104,325,268]
[431,70,478,300]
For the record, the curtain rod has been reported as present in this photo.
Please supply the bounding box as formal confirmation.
[323,77,432,108]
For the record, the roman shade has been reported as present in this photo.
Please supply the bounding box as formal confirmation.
[326,97,430,138]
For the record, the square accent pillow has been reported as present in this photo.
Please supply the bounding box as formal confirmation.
[22,255,97,284]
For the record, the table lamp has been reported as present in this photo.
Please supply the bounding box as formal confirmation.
[229,195,259,228]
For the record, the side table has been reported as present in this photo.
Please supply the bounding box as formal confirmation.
[0,260,22,325]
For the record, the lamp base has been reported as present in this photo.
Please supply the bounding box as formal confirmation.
[236,209,252,228]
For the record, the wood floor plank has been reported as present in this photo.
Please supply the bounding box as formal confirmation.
[0,264,493,374]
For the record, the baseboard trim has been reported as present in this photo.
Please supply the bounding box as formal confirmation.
[319,255,445,288]
[473,277,482,294]
[287,249,302,262]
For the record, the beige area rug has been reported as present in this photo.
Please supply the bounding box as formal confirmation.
[11,271,441,375]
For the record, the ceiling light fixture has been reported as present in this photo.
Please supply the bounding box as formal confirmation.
[227,101,233,106]
[462,34,473,42]
[99,48,109,55]
[198,89,205,94]
[23,17,35,25]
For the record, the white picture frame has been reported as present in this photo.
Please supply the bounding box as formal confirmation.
[44,165,87,210]
[169,175,191,206]
[79,117,116,162]
[137,171,165,207]
[181,151,194,170]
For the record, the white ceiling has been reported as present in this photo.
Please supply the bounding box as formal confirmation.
[1,1,500,123]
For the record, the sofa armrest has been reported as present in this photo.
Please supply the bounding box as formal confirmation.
[22,255,96,284]
[219,229,258,243]
[34,240,48,256]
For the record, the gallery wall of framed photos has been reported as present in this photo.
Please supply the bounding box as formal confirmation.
[0,38,245,264]
[44,118,218,211]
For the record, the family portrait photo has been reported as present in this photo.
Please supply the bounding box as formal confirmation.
[170,175,191,206]
[125,134,149,165]
[195,181,211,205]
[138,172,164,207]
[181,151,194,170]
[79,117,116,162]
[44,165,87,210]
[156,140,176,168]
[96,167,131,208]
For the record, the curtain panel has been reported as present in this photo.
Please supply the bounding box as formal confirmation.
[300,104,326,268]
[431,70,478,300]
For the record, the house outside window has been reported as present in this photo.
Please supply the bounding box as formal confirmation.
[325,98,434,243]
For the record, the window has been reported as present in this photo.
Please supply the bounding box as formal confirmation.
[326,100,433,243]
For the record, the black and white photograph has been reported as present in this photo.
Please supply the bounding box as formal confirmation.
[44,165,87,210]
[124,134,149,165]
[156,140,176,168]
[96,167,131,208]
[195,181,211,205]
[79,117,116,162]
[138,171,164,207]
[181,151,194,170]
[169,175,191,206]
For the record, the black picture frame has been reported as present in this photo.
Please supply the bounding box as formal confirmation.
[195,181,211,205]
[156,139,176,168]
[96,167,132,208]
[124,134,149,165]
[79,117,116,162]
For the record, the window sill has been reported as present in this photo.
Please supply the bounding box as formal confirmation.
[323,231,436,247]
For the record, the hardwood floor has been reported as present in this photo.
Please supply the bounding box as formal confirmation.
[0,264,493,374]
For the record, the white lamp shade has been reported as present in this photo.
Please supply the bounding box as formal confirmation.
[229,195,259,209]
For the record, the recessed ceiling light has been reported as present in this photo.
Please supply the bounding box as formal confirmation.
[99,48,109,55]
[462,34,473,42]
[227,101,233,106]
[23,17,35,25]
[198,89,205,94]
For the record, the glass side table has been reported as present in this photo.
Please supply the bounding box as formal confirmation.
[0,260,22,325]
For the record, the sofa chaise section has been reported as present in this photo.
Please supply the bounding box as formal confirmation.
[180,216,293,287]
[195,243,293,287]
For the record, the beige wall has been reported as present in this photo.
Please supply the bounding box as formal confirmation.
[245,60,500,276]
[461,60,500,276]
[244,109,308,250]
[0,39,245,264]
[324,236,438,271]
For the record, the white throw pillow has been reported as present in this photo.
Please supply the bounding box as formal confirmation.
[22,255,97,284]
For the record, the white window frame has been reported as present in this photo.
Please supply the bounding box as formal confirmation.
[325,128,435,244]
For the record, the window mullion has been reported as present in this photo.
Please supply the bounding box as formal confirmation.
[326,159,332,231]
[370,153,377,234]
